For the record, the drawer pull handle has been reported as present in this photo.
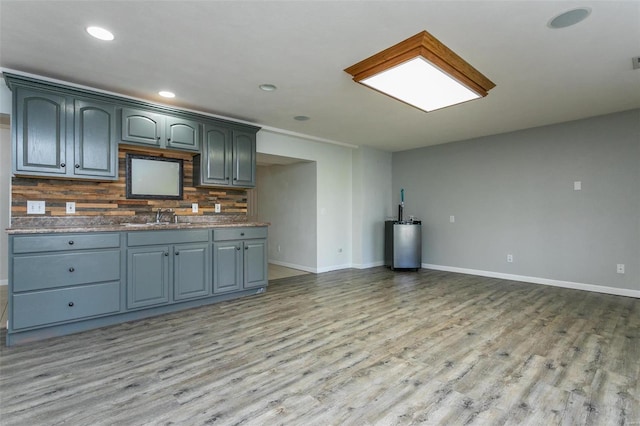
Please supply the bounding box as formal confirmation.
[69,267,75,272]
[68,302,74,307]
[68,240,74,245]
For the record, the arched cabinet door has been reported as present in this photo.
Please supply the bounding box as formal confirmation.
[14,88,67,175]
[232,130,256,187]
[74,99,117,179]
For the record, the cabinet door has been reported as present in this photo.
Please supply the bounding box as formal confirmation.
[199,123,231,185]
[120,107,163,147]
[244,239,268,288]
[174,243,210,300]
[74,99,118,179]
[213,241,242,293]
[127,246,170,309]
[166,117,201,152]
[14,88,67,175]
[232,130,256,187]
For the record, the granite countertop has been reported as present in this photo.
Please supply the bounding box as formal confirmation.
[6,215,269,235]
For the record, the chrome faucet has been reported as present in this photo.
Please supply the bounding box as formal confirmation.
[155,208,173,223]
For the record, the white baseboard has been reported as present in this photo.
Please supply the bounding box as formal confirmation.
[316,263,352,274]
[352,261,385,270]
[268,259,317,274]
[423,263,640,299]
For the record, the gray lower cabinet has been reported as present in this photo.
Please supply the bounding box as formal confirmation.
[120,107,201,152]
[126,230,210,309]
[7,226,266,346]
[9,232,123,332]
[127,245,170,309]
[12,85,118,180]
[213,227,268,292]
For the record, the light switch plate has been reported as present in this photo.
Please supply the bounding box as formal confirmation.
[215,203,221,213]
[192,203,198,213]
[27,200,45,215]
[66,202,76,214]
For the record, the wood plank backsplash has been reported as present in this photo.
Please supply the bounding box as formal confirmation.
[11,146,248,217]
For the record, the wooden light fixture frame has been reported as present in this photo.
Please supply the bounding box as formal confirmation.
[344,30,495,102]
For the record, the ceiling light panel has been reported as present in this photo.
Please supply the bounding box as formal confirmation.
[345,31,495,112]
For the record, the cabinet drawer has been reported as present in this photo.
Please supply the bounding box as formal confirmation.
[127,229,209,246]
[13,250,120,292]
[213,227,267,241]
[12,281,121,330]
[12,233,120,253]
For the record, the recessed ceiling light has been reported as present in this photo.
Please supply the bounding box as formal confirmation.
[548,8,591,29]
[259,84,277,91]
[158,91,176,98]
[294,115,310,121]
[86,26,114,41]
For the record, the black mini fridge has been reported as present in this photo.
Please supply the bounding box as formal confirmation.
[385,221,422,270]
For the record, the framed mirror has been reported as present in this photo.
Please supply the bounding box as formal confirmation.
[126,154,183,199]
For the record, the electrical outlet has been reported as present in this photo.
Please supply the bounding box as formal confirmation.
[192,203,198,213]
[66,202,76,214]
[338,248,343,253]
[27,200,45,215]
[215,204,221,213]
[617,264,625,274]
[574,181,582,191]
[449,215,455,223]
[507,254,513,263]
[277,245,281,253]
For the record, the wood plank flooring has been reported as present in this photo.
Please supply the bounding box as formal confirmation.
[1,268,638,425]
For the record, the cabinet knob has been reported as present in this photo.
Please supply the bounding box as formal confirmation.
[240,232,244,236]
[68,302,74,307]
[175,251,180,256]
[75,164,80,169]
[164,252,169,256]
[236,246,241,251]
[69,267,75,272]
[167,138,171,142]
[234,178,238,181]
[157,137,161,141]
[245,246,248,250]
[60,163,66,168]
[68,240,74,245]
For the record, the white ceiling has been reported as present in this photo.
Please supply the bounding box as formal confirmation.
[1,1,639,152]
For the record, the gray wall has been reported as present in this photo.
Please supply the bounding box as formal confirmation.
[393,109,639,293]
[352,146,393,268]
[256,161,317,272]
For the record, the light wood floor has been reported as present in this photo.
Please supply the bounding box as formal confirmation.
[268,263,310,280]
[1,268,638,425]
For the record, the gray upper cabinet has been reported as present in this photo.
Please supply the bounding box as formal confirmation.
[232,130,257,187]
[74,99,118,178]
[12,86,118,180]
[193,122,257,188]
[120,107,163,147]
[14,87,68,176]
[120,107,201,152]
[195,123,231,186]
